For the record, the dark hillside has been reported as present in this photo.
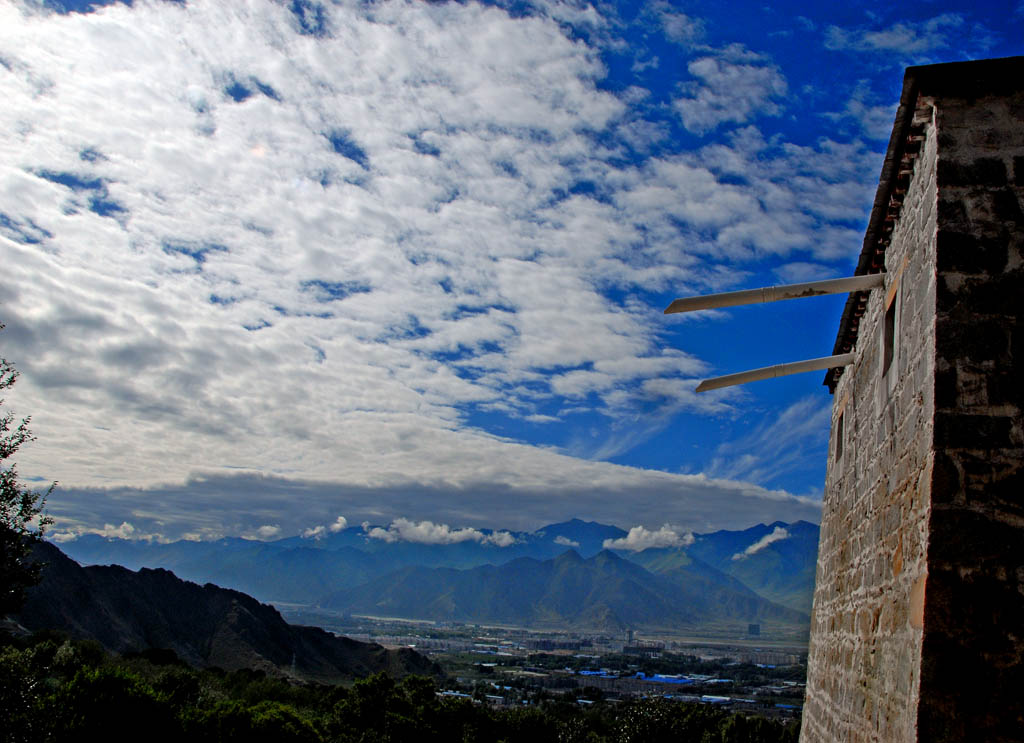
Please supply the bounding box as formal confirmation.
[12,541,438,683]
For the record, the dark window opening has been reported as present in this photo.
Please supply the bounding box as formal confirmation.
[835,412,844,462]
[882,295,897,376]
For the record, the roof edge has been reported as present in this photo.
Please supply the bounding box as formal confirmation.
[824,67,918,391]
[824,56,1024,392]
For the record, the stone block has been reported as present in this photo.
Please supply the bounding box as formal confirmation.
[933,367,957,410]
[936,157,1007,186]
[935,229,1009,273]
[983,460,1024,507]
[928,506,1023,563]
[936,194,968,226]
[937,270,1024,315]
[934,412,1014,448]
[985,369,1024,408]
[937,130,959,150]
[934,315,1010,363]
[930,451,961,500]
[991,187,1024,222]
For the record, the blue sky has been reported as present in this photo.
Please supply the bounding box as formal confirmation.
[1,0,1020,544]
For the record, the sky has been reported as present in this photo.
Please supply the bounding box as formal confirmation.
[1,0,1020,544]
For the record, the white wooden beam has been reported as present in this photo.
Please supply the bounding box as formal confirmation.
[664,274,884,315]
[696,353,856,392]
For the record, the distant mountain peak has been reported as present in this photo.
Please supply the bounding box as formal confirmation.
[53,517,820,619]
[323,538,808,630]
[553,549,583,564]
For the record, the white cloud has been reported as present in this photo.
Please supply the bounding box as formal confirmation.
[706,397,831,487]
[98,521,136,539]
[773,262,836,284]
[824,14,964,54]
[487,530,517,547]
[49,530,80,543]
[673,55,787,135]
[524,414,560,424]
[0,1,849,540]
[554,535,580,547]
[608,127,877,264]
[732,525,788,560]
[603,524,694,552]
[645,1,704,46]
[0,0,719,497]
[50,520,160,542]
[45,467,822,540]
[822,81,896,141]
[304,515,348,539]
[302,524,326,540]
[838,98,895,142]
[252,524,281,540]
[365,517,515,547]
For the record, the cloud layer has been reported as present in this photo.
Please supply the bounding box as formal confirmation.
[4,0,982,539]
[1,1,723,491]
[365,518,515,547]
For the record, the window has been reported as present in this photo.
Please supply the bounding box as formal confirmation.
[835,412,844,462]
[882,294,897,376]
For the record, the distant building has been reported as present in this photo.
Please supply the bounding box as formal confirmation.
[802,57,1024,742]
[524,637,583,651]
[747,623,760,636]
[622,640,664,657]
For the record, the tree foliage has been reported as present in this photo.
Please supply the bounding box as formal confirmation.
[0,634,801,743]
[1,325,53,617]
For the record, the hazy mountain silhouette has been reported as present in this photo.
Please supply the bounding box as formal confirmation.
[55,519,820,618]
[681,521,820,613]
[12,541,439,682]
[321,548,807,630]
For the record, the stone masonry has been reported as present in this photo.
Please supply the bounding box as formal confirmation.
[802,58,1024,742]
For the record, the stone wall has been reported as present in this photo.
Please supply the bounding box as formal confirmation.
[919,88,1024,742]
[801,103,938,743]
[802,58,1024,743]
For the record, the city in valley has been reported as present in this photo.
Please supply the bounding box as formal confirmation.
[279,607,807,720]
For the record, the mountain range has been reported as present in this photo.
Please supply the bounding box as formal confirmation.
[12,540,439,682]
[56,519,820,631]
[322,548,807,630]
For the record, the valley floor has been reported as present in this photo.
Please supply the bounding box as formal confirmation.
[276,606,808,721]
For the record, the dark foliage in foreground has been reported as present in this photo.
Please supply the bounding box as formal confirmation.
[0,632,799,743]
[1,325,53,618]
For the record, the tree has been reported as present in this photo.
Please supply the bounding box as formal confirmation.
[1,324,53,617]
